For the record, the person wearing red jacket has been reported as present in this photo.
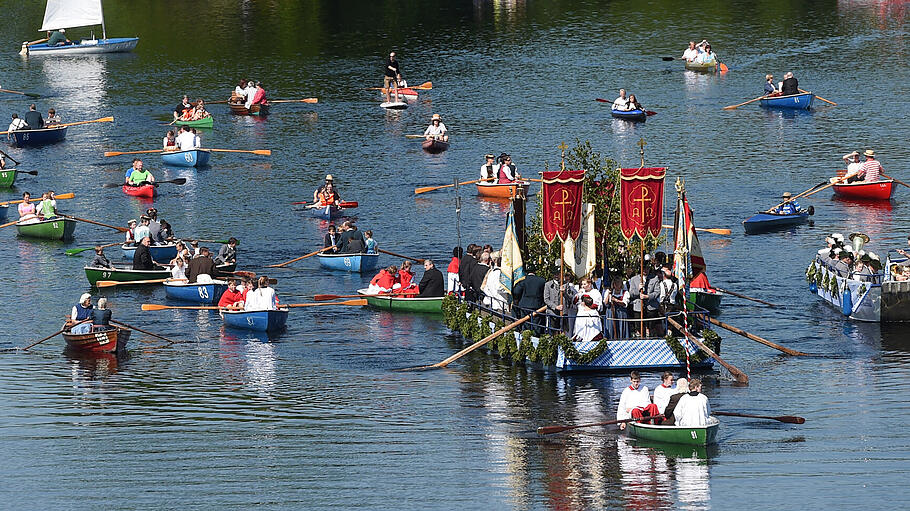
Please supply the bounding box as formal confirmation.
[446,247,462,294]
[397,260,419,295]
[218,280,244,308]
[369,265,398,294]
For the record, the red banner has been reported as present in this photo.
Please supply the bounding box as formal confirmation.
[620,167,666,241]
[541,170,585,244]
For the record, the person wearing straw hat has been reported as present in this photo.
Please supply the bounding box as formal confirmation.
[860,149,883,183]
[312,174,342,204]
[424,114,448,142]
[772,192,800,215]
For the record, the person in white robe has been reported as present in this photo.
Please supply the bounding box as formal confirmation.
[617,371,659,429]
[652,371,676,414]
[673,378,711,427]
[572,295,603,342]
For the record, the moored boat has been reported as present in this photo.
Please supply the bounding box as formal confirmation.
[759,92,814,110]
[0,168,17,188]
[84,263,235,285]
[228,102,269,116]
[476,181,531,199]
[627,417,720,446]
[688,288,723,314]
[684,60,717,72]
[160,148,211,167]
[742,210,810,234]
[317,253,380,273]
[62,325,131,354]
[164,280,228,304]
[16,216,76,240]
[122,183,156,198]
[357,288,443,313]
[611,109,647,121]
[120,242,177,261]
[174,116,214,128]
[222,308,289,332]
[832,179,894,201]
[309,204,345,220]
[807,250,910,322]
[422,138,449,153]
[20,0,138,56]
[380,101,408,110]
[8,126,67,147]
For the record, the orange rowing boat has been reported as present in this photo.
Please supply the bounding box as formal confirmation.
[475,181,530,198]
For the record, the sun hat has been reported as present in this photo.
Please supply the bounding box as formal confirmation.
[782,192,792,198]
[80,293,91,302]
[325,174,333,181]
[431,114,441,121]
[864,149,875,157]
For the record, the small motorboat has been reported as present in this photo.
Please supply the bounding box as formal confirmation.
[422,138,449,153]
[759,92,814,110]
[832,179,894,201]
[611,109,647,121]
[742,208,812,234]
[122,183,156,198]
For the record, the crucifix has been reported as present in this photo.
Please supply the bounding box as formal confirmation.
[558,141,567,171]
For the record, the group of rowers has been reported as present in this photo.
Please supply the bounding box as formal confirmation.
[366,259,445,298]
[173,95,211,122]
[618,371,712,428]
[610,89,645,112]
[163,126,202,151]
[479,153,522,183]
[6,104,62,133]
[323,221,376,254]
[681,39,718,66]
[15,190,60,224]
[123,158,156,186]
[230,80,269,110]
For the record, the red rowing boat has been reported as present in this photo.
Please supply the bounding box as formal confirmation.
[62,324,131,354]
[122,184,156,198]
[832,180,894,200]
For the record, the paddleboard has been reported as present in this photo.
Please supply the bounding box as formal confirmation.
[380,101,408,110]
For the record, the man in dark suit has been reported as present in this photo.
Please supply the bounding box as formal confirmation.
[512,269,545,318]
[323,224,340,253]
[338,222,366,253]
[780,71,799,96]
[186,247,217,283]
[459,244,478,300]
[132,235,159,270]
[469,251,492,300]
[418,259,445,297]
[24,104,44,129]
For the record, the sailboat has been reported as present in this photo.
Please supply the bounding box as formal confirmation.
[20,0,138,56]
[673,181,724,314]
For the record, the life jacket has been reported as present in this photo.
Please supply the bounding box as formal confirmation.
[318,190,336,206]
[74,303,93,321]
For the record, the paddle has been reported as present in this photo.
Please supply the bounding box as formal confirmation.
[293,201,359,208]
[64,215,129,232]
[0,88,41,98]
[415,179,482,195]
[666,316,749,384]
[706,317,809,357]
[271,98,318,104]
[661,224,731,236]
[56,116,115,129]
[881,173,910,189]
[0,192,74,206]
[20,320,91,351]
[366,81,433,91]
[0,220,18,229]
[0,149,21,166]
[65,241,122,256]
[111,320,181,345]
[765,180,831,212]
[713,287,779,307]
[719,62,729,73]
[142,304,238,311]
[286,299,366,308]
[12,169,38,176]
[313,293,384,301]
[537,415,665,435]
[103,149,163,157]
[155,178,188,186]
[378,248,424,263]
[723,95,768,110]
[208,149,271,156]
[97,278,170,288]
[398,305,548,372]
[799,88,836,106]
[106,178,187,188]
[713,411,805,424]
[661,56,678,61]
[267,247,330,268]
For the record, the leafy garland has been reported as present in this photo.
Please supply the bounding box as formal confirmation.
[663,330,721,365]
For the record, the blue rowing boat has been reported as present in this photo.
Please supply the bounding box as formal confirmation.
[742,210,810,234]
[222,308,289,332]
[164,280,228,304]
[120,243,178,261]
[0,205,7,222]
[759,92,814,110]
[161,149,211,167]
[8,126,67,147]
[309,204,345,220]
[611,109,647,121]
[317,253,380,272]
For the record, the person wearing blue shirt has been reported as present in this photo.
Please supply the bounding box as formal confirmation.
[775,192,800,214]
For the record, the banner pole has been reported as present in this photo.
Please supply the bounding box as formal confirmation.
[640,238,645,335]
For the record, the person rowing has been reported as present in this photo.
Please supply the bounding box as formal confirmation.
[174,95,192,121]
[312,174,342,206]
[611,88,629,110]
[35,191,58,220]
[163,130,177,150]
[764,74,779,95]
[770,192,800,215]
[424,114,448,142]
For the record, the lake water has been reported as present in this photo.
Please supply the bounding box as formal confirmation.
[0,1,908,509]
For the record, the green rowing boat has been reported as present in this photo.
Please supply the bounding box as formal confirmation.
[16,217,76,240]
[627,417,719,446]
[357,288,444,313]
[175,116,214,128]
[0,168,16,188]
[84,265,170,285]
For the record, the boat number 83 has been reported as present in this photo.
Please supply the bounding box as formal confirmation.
[198,287,209,299]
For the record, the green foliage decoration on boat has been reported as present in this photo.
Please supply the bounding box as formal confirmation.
[664,330,721,364]
[806,261,816,283]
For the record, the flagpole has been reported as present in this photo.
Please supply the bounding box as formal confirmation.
[639,238,645,336]
[454,176,461,252]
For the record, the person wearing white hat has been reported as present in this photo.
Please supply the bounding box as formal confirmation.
[69,293,94,334]
[860,149,883,183]
[480,154,497,181]
[423,113,448,142]
[312,174,342,205]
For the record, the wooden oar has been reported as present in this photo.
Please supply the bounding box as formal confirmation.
[271,98,318,104]
[666,316,749,384]
[97,278,170,288]
[65,241,122,256]
[405,134,428,139]
[111,320,181,345]
[799,88,836,106]
[723,95,768,110]
[208,149,271,156]
[104,149,164,157]
[713,411,805,424]
[378,248,424,263]
[765,180,832,212]
[21,320,91,351]
[415,179,482,195]
[64,215,129,232]
[267,247,330,268]
[537,414,665,435]
[0,148,21,166]
[0,192,73,206]
[881,173,910,189]
[2,116,114,134]
[661,56,678,61]
[155,178,188,186]
[13,169,38,176]
[398,305,548,372]
[713,287,779,307]
[313,293,384,301]
[367,81,433,91]
[142,304,238,311]
[706,317,809,357]
[661,224,731,236]
[0,220,18,229]
[0,88,41,98]
[286,299,366,307]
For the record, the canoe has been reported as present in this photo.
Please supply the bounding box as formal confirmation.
[8,126,67,147]
[16,217,76,240]
[832,180,894,201]
[222,308,289,332]
[317,253,380,273]
[357,288,443,313]
[0,168,16,188]
[611,109,647,121]
[380,101,408,110]
[476,181,531,199]
[0,205,7,222]
[122,184,156,198]
[684,60,717,72]
[742,210,810,234]
[23,38,139,56]
[422,139,449,153]
[174,116,214,128]
[687,288,723,313]
[62,325,131,354]
[164,280,228,304]
[229,102,269,116]
[84,263,235,285]
[160,148,211,167]
[120,243,178,261]
[310,204,346,220]
[759,92,814,110]
[627,417,720,446]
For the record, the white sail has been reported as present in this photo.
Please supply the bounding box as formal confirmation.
[562,203,596,278]
[39,0,104,32]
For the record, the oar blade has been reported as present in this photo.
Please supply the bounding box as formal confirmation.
[141,304,169,311]
[252,150,272,156]
[95,281,118,288]
[303,98,318,103]
[779,416,806,424]
[537,425,573,435]
[64,247,92,256]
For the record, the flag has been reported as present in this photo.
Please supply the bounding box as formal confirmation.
[541,170,586,244]
[672,193,706,281]
[619,166,666,242]
[563,203,596,277]
[499,212,525,295]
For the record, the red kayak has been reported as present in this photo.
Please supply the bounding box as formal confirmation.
[122,184,156,198]
[832,179,894,200]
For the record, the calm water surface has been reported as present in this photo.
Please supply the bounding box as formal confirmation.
[0,1,908,509]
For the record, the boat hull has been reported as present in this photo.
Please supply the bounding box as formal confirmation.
[0,205,7,222]
[759,93,814,110]
[0,168,16,188]
[688,289,723,313]
[611,109,647,121]
[122,184,156,198]
[310,204,345,219]
[422,139,449,153]
[806,255,910,322]
[161,149,211,167]
[229,103,269,116]
[476,181,530,198]
[9,126,67,147]
[175,116,214,128]
[357,288,443,313]
[62,326,131,354]
[164,281,228,304]
[832,180,894,200]
[16,217,76,240]
[24,38,139,55]
[222,309,289,332]
[628,417,720,446]
[84,266,169,285]
[684,60,717,72]
[742,212,809,234]
[120,243,178,261]
[317,253,380,273]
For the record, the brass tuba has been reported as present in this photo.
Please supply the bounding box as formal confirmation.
[849,232,870,254]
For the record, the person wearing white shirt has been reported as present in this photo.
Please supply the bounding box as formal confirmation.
[682,41,699,61]
[244,81,258,109]
[481,266,509,312]
[170,257,187,280]
[673,378,711,427]
[652,372,676,414]
[7,113,27,132]
[175,127,197,151]
[480,154,497,181]
[611,89,628,110]
[572,295,603,342]
[837,151,864,183]
[658,268,679,310]
[244,276,278,311]
[424,113,448,141]
[617,371,660,429]
[574,277,603,311]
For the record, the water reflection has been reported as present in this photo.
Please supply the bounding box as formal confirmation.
[66,349,128,381]
[38,56,108,112]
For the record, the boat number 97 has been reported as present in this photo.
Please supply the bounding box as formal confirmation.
[691,431,698,439]
[198,287,209,299]
[101,271,111,278]
[184,153,193,162]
